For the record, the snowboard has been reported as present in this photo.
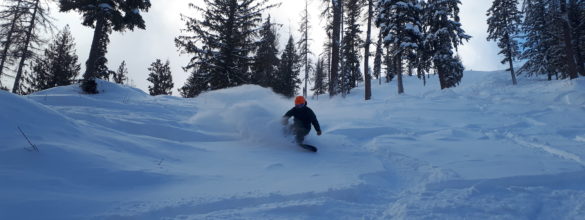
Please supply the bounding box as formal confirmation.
[299,144,318,152]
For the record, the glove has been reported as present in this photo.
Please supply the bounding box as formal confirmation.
[281,117,289,125]
[317,130,322,136]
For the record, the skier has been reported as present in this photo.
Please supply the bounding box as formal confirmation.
[282,96,322,146]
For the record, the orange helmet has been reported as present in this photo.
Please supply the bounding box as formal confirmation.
[294,96,306,105]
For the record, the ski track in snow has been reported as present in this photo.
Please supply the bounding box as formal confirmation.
[1,71,585,219]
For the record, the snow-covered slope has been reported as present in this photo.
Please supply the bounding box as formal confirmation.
[1,73,584,219]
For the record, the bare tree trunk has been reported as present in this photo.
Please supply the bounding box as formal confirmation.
[505,33,518,85]
[438,65,446,89]
[340,3,346,97]
[364,0,373,100]
[84,15,107,80]
[396,52,404,94]
[508,53,518,85]
[0,0,23,83]
[575,43,585,76]
[422,69,426,86]
[329,0,341,97]
[12,0,39,93]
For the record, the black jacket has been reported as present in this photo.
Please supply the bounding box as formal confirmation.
[284,105,321,132]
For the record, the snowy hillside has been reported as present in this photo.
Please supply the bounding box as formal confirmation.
[1,71,585,219]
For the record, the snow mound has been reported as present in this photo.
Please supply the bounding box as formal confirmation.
[34,79,149,99]
[0,90,78,140]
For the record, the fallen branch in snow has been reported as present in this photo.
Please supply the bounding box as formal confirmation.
[18,127,39,152]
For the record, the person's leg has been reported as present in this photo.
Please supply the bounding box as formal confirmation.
[294,127,309,144]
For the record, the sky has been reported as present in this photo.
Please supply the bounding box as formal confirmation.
[3,0,506,94]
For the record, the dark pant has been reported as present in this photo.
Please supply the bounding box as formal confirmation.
[287,124,309,144]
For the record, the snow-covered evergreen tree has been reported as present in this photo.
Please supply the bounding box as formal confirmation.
[384,46,396,83]
[518,0,554,79]
[147,59,173,96]
[252,16,280,89]
[340,0,364,95]
[487,0,522,85]
[423,0,470,89]
[176,0,275,93]
[275,36,301,98]
[59,0,151,94]
[113,60,128,84]
[519,0,584,80]
[376,0,423,94]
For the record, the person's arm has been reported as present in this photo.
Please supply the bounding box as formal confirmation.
[310,109,322,135]
[282,108,294,125]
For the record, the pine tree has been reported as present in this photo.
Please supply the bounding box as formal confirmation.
[312,57,328,98]
[414,0,431,87]
[11,0,54,94]
[176,0,276,93]
[424,0,471,89]
[0,0,26,87]
[519,0,555,79]
[319,0,333,93]
[59,0,152,94]
[49,25,80,87]
[519,0,584,80]
[276,36,301,98]
[252,15,280,88]
[113,60,128,84]
[17,66,37,95]
[298,0,313,97]
[340,0,364,96]
[179,68,209,98]
[376,0,423,94]
[558,0,580,79]
[18,59,54,95]
[20,25,80,94]
[569,0,585,76]
[329,0,342,97]
[384,46,396,83]
[487,0,522,85]
[147,59,174,96]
